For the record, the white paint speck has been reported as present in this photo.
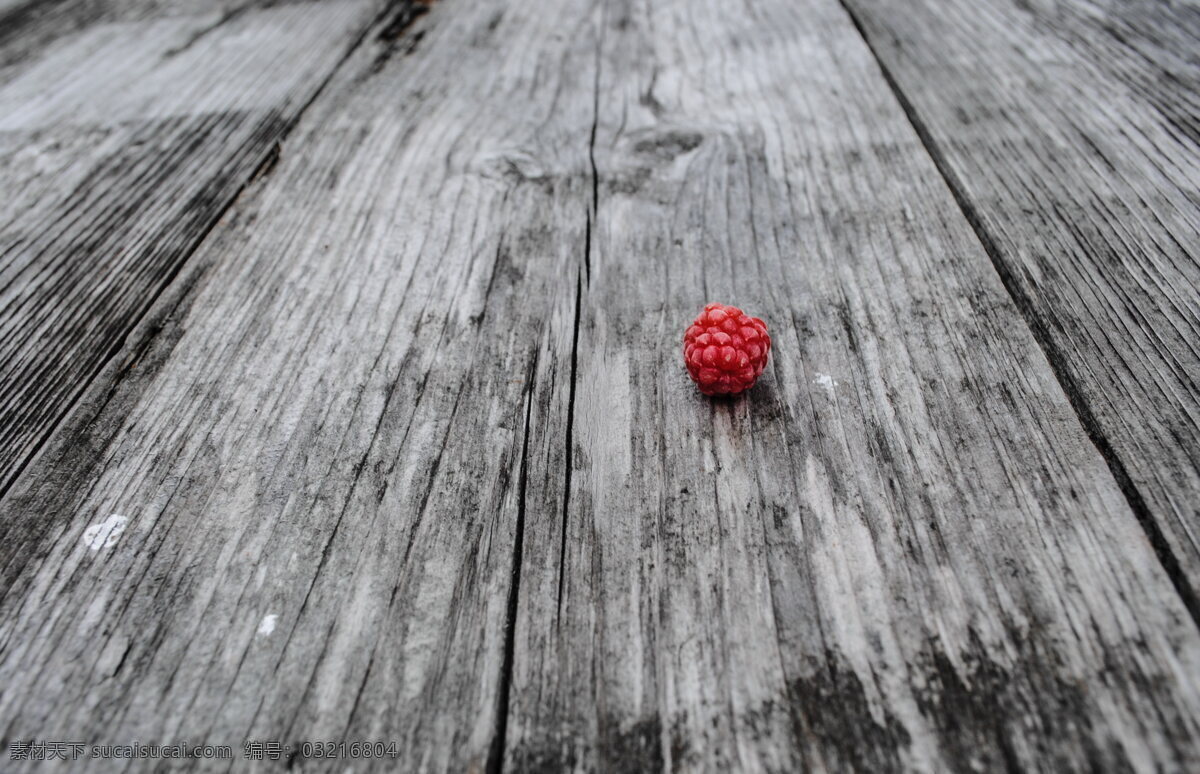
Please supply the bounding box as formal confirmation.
[813,372,838,396]
[82,514,128,551]
[258,614,278,637]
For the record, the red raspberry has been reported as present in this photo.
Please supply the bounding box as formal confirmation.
[683,303,771,396]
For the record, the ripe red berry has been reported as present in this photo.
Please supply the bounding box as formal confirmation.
[683,303,771,396]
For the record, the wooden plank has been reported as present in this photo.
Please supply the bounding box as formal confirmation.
[0,0,384,495]
[0,0,591,770]
[838,0,1200,611]
[507,0,1200,770]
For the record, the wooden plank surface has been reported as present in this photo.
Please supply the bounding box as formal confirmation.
[0,0,588,770]
[507,0,1200,771]
[1,0,1199,772]
[838,0,1200,612]
[0,0,385,495]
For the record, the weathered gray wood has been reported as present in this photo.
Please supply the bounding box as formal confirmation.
[0,0,592,770]
[4,0,1200,772]
[0,0,336,79]
[507,0,1200,771]
[0,0,385,495]
[839,0,1200,612]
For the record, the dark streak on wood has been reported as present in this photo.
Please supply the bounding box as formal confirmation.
[371,0,434,71]
[162,8,253,59]
[0,0,97,74]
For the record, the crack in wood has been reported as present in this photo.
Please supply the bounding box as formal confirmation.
[555,268,584,627]
[488,345,539,774]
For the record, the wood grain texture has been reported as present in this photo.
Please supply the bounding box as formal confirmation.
[507,0,1200,771]
[3,0,1200,772]
[839,0,1200,611]
[0,0,341,77]
[0,0,590,770]
[0,0,384,495]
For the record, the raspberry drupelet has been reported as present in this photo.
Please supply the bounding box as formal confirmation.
[683,303,771,396]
